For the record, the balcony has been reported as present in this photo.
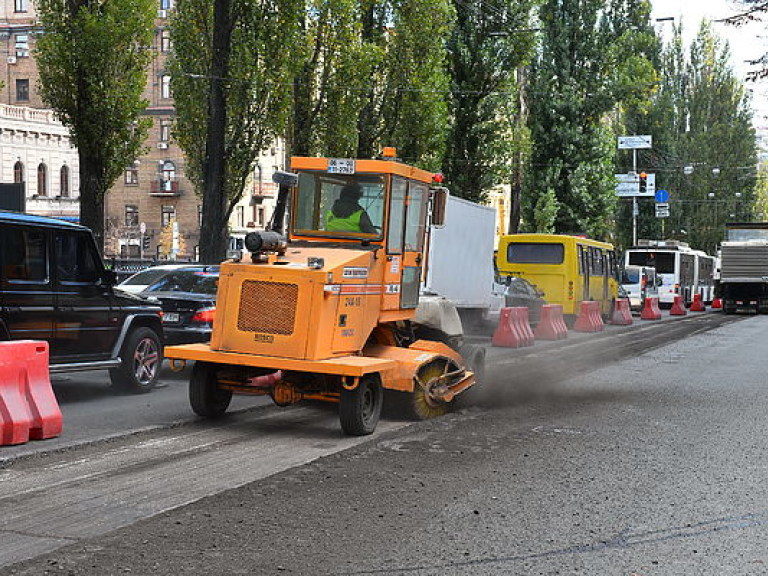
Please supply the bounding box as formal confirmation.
[149,178,181,197]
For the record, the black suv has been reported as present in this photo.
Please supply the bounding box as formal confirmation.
[0,211,164,393]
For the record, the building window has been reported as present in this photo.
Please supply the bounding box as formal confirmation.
[60,165,70,197]
[198,204,203,226]
[125,205,139,227]
[125,162,139,185]
[16,79,29,102]
[161,160,176,192]
[37,163,47,197]
[160,0,173,10]
[160,119,171,142]
[160,29,172,52]
[257,206,265,227]
[236,206,245,228]
[161,74,171,99]
[14,161,24,184]
[194,245,200,261]
[14,0,27,13]
[15,35,29,57]
[161,205,176,228]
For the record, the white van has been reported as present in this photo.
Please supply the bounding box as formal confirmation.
[621,265,659,312]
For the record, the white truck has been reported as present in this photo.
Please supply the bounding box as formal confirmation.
[418,195,503,332]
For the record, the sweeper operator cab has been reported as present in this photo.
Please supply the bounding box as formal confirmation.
[164,149,477,435]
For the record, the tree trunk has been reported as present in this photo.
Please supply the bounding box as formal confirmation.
[509,153,522,234]
[199,0,232,264]
[79,150,105,255]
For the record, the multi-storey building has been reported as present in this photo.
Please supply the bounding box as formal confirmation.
[1,0,282,260]
[0,0,80,221]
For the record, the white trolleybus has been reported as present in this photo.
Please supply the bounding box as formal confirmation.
[624,240,715,307]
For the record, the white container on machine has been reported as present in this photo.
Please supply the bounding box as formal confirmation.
[421,195,503,325]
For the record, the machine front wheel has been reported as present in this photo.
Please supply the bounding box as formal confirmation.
[189,361,232,418]
[339,375,383,436]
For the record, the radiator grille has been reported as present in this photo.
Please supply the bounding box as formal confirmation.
[237,280,298,335]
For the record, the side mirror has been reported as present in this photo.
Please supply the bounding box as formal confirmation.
[430,186,449,228]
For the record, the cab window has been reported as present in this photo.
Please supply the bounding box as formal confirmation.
[404,182,428,252]
[387,176,407,254]
[294,172,385,239]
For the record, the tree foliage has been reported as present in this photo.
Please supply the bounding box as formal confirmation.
[170,0,302,263]
[35,0,155,249]
[523,0,658,239]
[631,23,757,254]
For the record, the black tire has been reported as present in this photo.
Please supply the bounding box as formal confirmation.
[339,375,383,436]
[189,361,232,418]
[109,326,162,394]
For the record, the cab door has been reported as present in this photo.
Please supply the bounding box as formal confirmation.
[400,181,429,309]
[382,176,407,311]
[51,230,117,360]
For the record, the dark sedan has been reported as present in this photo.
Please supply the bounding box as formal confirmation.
[504,276,547,324]
[141,266,220,345]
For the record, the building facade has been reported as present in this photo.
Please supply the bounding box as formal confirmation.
[1,0,283,260]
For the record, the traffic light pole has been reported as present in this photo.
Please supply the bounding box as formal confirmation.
[632,149,638,246]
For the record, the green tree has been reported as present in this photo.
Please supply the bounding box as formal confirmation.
[624,23,757,254]
[35,0,155,250]
[170,0,301,263]
[524,0,658,239]
[442,0,536,203]
[356,0,453,167]
[291,0,366,157]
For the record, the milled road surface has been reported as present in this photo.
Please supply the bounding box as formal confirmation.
[2,311,763,575]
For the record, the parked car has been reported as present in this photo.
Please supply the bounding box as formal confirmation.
[116,264,193,294]
[503,276,547,324]
[0,211,164,393]
[141,266,220,345]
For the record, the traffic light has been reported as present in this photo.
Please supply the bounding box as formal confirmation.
[142,235,150,251]
[638,172,647,194]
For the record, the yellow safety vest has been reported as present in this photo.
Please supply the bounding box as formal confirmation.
[326,209,363,232]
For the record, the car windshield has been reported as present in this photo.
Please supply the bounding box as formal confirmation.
[120,268,175,286]
[144,270,219,295]
[293,172,386,239]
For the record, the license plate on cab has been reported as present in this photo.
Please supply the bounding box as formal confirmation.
[163,312,180,323]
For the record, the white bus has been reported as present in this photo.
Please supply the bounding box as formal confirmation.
[624,241,697,306]
[693,251,716,303]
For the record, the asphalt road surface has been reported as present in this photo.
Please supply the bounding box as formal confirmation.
[3,311,765,575]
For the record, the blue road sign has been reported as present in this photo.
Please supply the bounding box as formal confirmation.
[655,189,669,203]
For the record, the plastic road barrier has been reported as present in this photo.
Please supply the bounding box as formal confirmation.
[711,297,723,310]
[610,299,633,326]
[690,293,706,312]
[669,295,688,316]
[0,341,62,446]
[640,297,662,320]
[574,301,604,333]
[512,307,535,346]
[492,307,535,348]
[535,304,569,340]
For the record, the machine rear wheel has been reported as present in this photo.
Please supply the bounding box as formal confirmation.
[189,361,232,418]
[339,375,382,436]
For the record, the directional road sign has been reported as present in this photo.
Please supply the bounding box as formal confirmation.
[655,189,669,203]
[618,135,652,150]
[615,173,656,197]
